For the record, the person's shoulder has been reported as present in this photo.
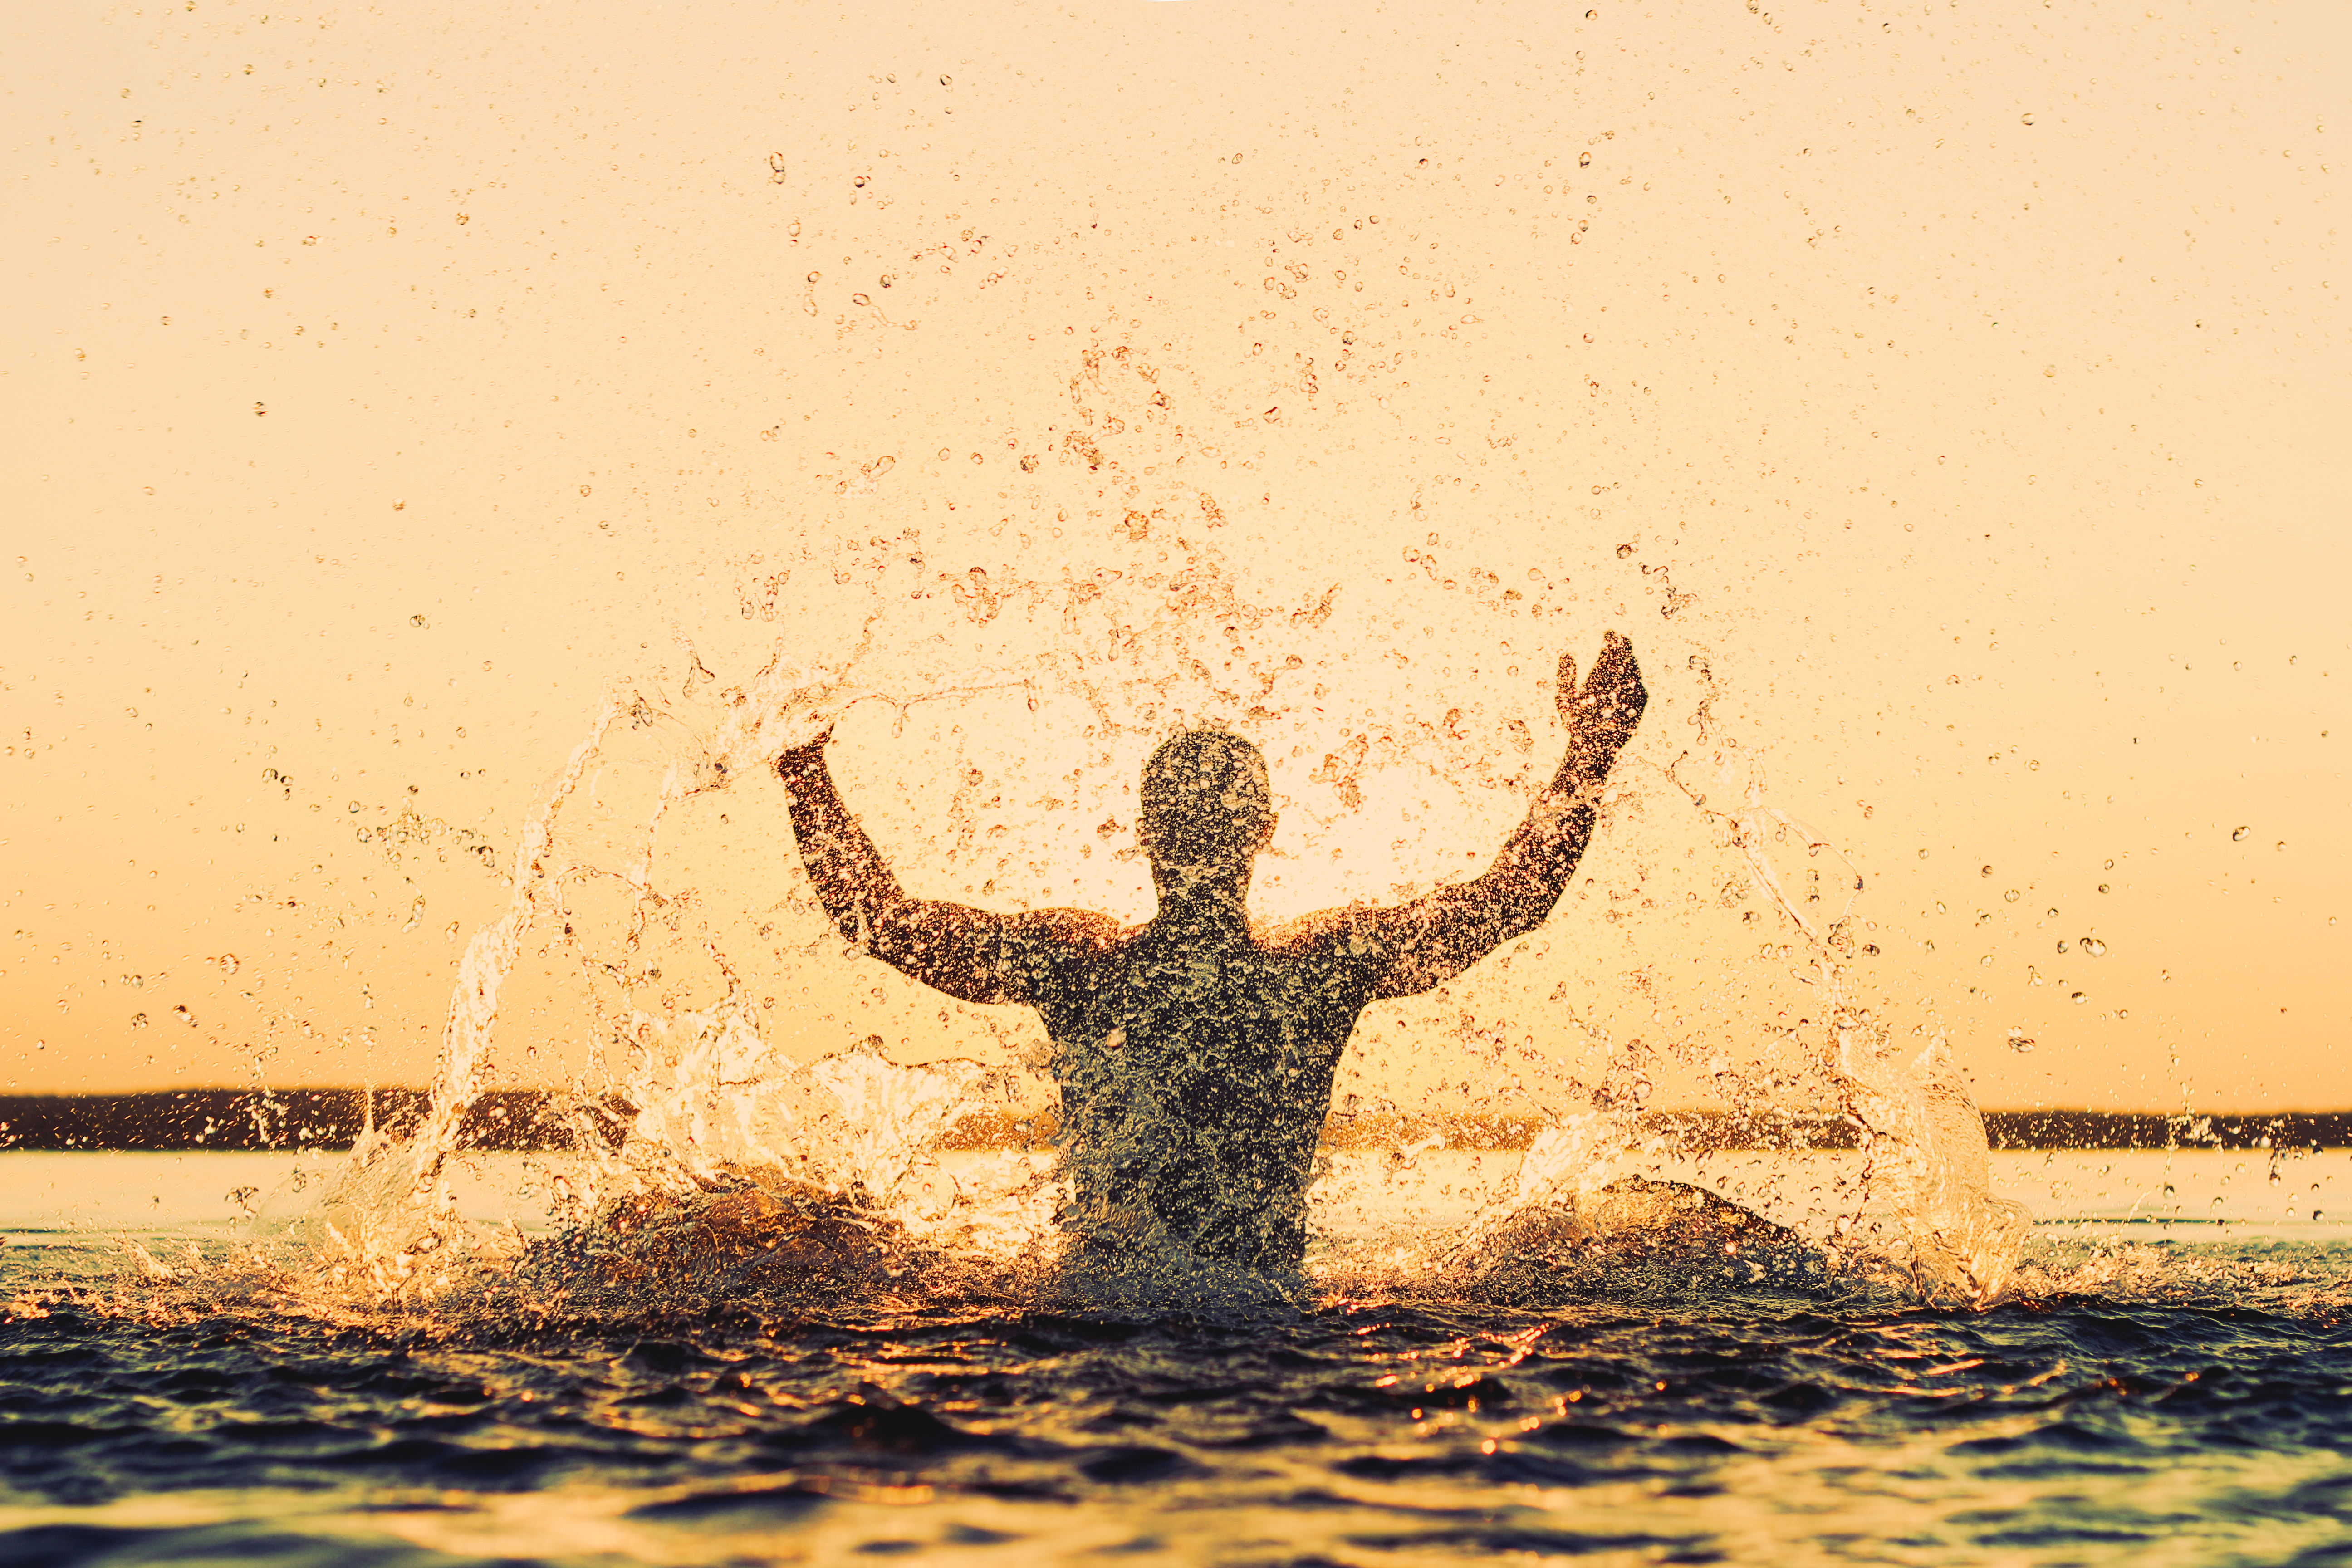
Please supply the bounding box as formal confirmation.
[1007,906,1134,956]
[1259,901,1384,960]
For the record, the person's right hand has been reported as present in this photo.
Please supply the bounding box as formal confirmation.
[1554,631,1647,776]
[777,725,834,776]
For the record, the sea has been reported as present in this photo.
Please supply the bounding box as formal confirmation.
[4,1141,2349,1568]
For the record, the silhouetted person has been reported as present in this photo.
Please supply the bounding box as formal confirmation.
[779,632,1647,1273]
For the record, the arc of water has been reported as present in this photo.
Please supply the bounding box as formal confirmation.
[1677,746,2026,1305]
[403,696,625,1204]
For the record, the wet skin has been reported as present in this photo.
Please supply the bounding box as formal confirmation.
[779,632,1647,1270]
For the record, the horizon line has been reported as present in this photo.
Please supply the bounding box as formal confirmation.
[2,1089,2345,1154]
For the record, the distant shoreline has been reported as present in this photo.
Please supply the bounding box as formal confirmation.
[1,1090,2343,1154]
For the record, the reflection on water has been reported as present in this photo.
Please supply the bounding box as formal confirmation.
[4,1161,2350,1567]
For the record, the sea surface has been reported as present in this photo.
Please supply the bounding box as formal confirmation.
[4,1148,2351,1568]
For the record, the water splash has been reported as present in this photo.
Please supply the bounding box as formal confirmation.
[224,503,2027,1318]
[1685,742,2028,1304]
[238,701,2032,1316]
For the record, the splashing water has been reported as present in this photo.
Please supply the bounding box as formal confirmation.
[240,608,2029,1320]
[1681,741,2029,1304]
[188,336,2032,1317]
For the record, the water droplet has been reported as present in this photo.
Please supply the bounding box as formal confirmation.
[2232,825,2249,841]
[2020,113,2035,126]
[2082,938,2106,957]
[1980,864,1993,877]
[409,613,429,628]
[2004,889,2020,903]
[1579,151,1592,168]
[2097,882,2110,893]
[1615,542,1635,558]
[2057,940,2070,953]
[2071,991,2087,1004]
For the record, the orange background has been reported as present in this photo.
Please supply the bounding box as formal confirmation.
[3,0,2343,1112]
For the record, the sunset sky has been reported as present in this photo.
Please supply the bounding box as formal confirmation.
[4,0,2343,1113]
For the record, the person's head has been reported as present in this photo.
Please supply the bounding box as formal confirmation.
[1138,728,1274,879]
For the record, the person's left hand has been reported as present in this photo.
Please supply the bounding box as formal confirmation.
[1554,630,1647,774]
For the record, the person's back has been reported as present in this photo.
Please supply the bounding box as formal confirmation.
[778,632,1646,1271]
[1035,865,1363,1272]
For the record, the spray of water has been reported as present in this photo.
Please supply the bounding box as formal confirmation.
[231,617,2027,1318]
[213,334,2030,1316]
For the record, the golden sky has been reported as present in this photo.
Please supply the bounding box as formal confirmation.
[3,0,2344,1112]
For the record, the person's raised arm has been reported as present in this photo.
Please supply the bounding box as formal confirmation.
[1282,632,1647,1001]
[778,732,1111,1005]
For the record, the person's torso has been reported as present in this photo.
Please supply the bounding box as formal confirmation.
[1031,910,1367,1269]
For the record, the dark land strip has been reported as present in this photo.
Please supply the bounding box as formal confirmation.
[2,1091,2345,1153]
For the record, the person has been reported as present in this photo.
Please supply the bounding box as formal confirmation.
[777,632,1647,1274]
